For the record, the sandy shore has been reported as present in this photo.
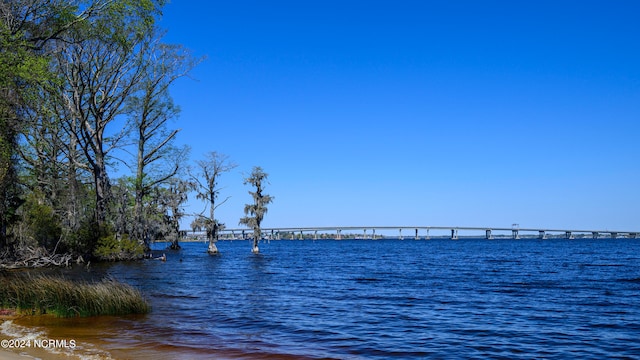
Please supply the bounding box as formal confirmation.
[0,315,22,359]
[0,349,29,359]
[0,347,72,360]
[1,317,73,360]
[1,317,33,359]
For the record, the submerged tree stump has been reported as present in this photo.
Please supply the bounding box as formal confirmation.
[168,240,181,250]
[207,242,219,255]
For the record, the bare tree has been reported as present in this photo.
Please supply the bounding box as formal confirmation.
[56,1,158,227]
[128,33,199,250]
[193,152,237,254]
[239,166,273,254]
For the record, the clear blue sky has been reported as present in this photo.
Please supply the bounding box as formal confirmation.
[157,1,639,232]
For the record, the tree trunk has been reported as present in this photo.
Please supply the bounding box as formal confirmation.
[66,141,79,231]
[207,223,219,255]
[93,162,109,227]
[133,192,147,249]
[207,190,219,254]
[134,141,149,250]
[169,238,181,250]
[169,209,181,250]
[252,228,260,254]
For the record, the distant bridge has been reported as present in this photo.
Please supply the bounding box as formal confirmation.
[181,226,639,241]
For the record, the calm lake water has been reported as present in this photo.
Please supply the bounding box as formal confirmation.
[5,238,640,359]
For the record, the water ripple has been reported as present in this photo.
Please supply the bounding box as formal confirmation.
[28,238,640,359]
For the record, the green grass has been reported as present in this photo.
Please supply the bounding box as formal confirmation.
[0,274,150,317]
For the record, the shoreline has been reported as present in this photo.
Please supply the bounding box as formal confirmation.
[0,347,75,360]
[0,316,106,360]
[1,317,252,360]
[0,350,28,360]
[0,317,69,360]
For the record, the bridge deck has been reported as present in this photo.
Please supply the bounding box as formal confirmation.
[182,226,638,239]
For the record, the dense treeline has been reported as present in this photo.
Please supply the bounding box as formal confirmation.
[0,0,201,264]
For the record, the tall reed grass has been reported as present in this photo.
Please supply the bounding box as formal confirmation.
[0,274,150,317]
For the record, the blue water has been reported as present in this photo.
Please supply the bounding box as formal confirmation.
[20,238,640,359]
